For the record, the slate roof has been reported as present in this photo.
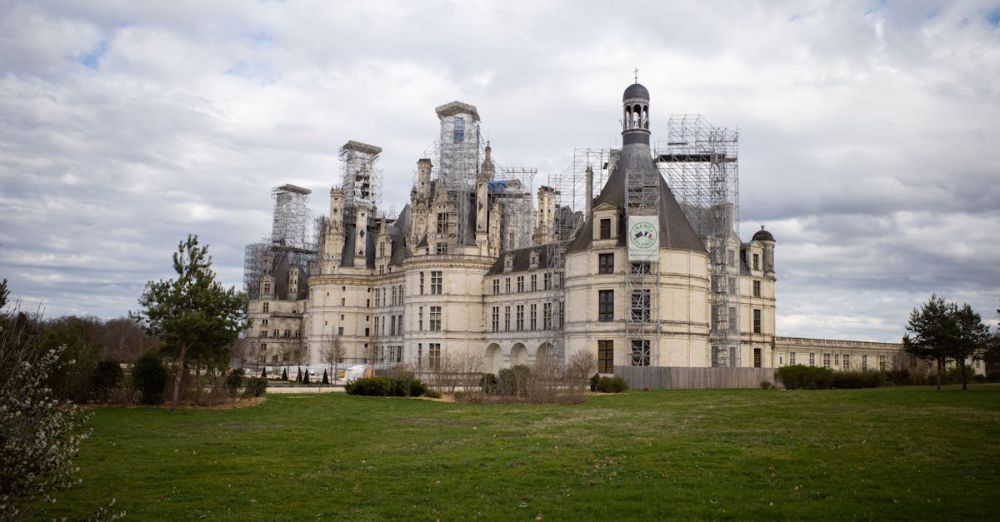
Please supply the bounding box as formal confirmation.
[486,245,552,276]
[566,144,706,253]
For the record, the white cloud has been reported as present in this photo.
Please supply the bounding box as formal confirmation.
[0,0,997,340]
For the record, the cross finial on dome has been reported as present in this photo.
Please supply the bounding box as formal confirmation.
[633,66,639,84]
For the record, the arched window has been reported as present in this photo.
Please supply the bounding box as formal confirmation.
[643,105,649,129]
[625,107,632,129]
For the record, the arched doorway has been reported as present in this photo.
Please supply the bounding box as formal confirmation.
[510,343,528,367]
[485,343,502,373]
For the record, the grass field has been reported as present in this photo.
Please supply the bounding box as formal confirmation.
[41,385,1000,520]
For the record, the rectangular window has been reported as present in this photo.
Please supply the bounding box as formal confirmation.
[517,276,524,293]
[390,316,396,336]
[598,340,614,373]
[492,279,499,295]
[504,306,511,331]
[543,272,552,290]
[879,355,886,371]
[599,218,611,239]
[753,348,762,368]
[516,305,524,331]
[338,326,344,336]
[823,353,831,368]
[753,253,760,271]
[809,353,815,366]
[559,302,564,329]
[262,302,269,313]
[843,354,851,370]
[631,339,650,366]
[753,309,762,334]
[505,277,511,293]
[431,271,443,295]
[429,306,442,331]
[835,353,840,366]
[862,355,868,370]
[598,290,614,322]
[436,212,449,234]
[753,280,761,298]
[729,306,738,333]
[530,274,537,291]
[420,272,425,295]
[530,304,537,330]
[599,253,614,274]
[543,303,552,330]
[417,343,423,369]
[790,352,796,365]
[491,306,499,332]
[429,343,441,370]
[631,289,650,322]
[418,306,424,331]
[728,277,736,295]
[453,115,465,142]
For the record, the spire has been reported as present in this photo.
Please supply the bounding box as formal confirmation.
[480,141,495,181]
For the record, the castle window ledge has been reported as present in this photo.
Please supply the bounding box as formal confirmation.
[270,311,300,318]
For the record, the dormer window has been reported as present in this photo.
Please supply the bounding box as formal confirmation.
[504,255,512,272]
[600,219,611,239]
[529,251,539,267]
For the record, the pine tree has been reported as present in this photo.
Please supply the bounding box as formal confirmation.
[296,367,302,383]
[302,369,309,385]
[322,369,329,384]
[261,367,267,378]
[133,235,248,411]
[281,368,288,381]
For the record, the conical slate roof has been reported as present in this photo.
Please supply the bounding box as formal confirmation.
[567,145,705,253]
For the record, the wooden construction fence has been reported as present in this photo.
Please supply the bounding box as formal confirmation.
[614,366,777,390]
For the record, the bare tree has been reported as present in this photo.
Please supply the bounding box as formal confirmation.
[321,334,345,382]
[566,350,597,395]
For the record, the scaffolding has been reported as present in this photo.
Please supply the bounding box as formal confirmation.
[572,148,612,211]
[271,184,313,250]
[435,102,482,246]
[244,185,320,300]
[623,145,661,369]
[340,141,382,211]
[655,114,740,367]
[496,167,536,251]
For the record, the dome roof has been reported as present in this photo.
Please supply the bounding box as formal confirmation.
[752,226,775,242]
[623,83,649,101]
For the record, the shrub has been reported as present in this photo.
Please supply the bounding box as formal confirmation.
[832,370,885,389]
[595,376,628,393]
[242,377,268,398]
[943,366,975,385]
[424,388,442,399]
[479,373,498,393]
[774,365,834,390]
[345,376,428,397]
[89,359,124,402]
[497,365,532,397]
[225,368,245,397]
[260,367,267,378]
[885,369,911,386]
[986,371,1000,382]
[589,373,600,392]
[973,374,987,383]
[759,380,773,389]
[132,354,167,405]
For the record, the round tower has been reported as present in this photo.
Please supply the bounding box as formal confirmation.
[622,83,651,146]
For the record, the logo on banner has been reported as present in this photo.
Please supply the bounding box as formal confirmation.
[628,216,659,261]
[630,221,657,249]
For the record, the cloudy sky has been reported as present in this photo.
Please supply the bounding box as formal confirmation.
[1,0,998,341]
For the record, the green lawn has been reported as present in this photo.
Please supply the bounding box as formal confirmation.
[42,385,1000,520]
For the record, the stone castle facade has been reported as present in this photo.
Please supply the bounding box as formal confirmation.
[245,83,909,375]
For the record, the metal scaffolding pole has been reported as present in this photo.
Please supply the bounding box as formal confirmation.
[655,114,740,367]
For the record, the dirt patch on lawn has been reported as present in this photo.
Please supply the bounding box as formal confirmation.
[82,397,266,410]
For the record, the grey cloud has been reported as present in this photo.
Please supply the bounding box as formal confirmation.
[0,0,997,341]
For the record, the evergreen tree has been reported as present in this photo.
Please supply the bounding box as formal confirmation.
[261,367,267,378]
[281,368,288,381]
[302,369,309,385]
[322,369,329,384]
[133,235,248,411]
[296,367,302,383]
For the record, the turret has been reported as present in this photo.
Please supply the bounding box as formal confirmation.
[753,226,776,276]
[533,185,557,245]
